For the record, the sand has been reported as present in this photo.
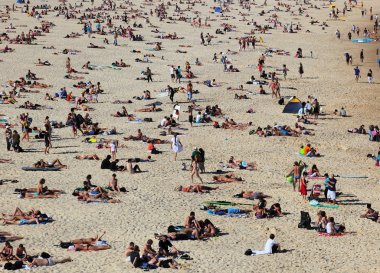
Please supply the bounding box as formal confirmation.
[0,0,380,272]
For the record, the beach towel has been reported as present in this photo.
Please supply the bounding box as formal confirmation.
[22,167,60,171]
[339,175,368,179]
[318,232,346,237]
[310,200,339,209]
[126,119,143,124]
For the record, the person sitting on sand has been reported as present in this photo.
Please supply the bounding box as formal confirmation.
[175,185,218,193]
[0,242,14,261]
[309,164,321,177]
[33,159,66,169]
[246,234,280,256]
[126,159,142,174]
[212,173,243,183]
[326,217,345,234]
[112,106,129,117]
[360,204,379,221]
[158,235,179,257]
[15,244,28,261]
[124,129,144,141]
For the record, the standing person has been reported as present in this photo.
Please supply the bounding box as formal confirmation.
[44,124,51,154]
[198,148,205,173]
[300,172,308,200]
[168,85,175,103]
[170,66,175,82]
[275,78,281,98]
[298,63,304,78]
[367,69,373,83]
[12,130,21,152]
[146,67,153,82]
[360,49,364,62]
[66,57,71,73]
[5,125,12,151]
[21,116,30,142]
[323,173,329,199]
[186,81,193,102]
[110,141,117,160]
[191,159,203,183]
[113,30,118,46]
[188,107,193,127]
[175,66,182,83]
[171,133,183,161]
[44,116,52,148]
[289,161,301,192]
[354,66,360,82]
[282,64,288,80]
[200,32,205,45]
[327,175,337,204]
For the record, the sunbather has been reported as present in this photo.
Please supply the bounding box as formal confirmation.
[175,185,218,193]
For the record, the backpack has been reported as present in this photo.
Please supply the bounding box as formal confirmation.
[298,211,312,229]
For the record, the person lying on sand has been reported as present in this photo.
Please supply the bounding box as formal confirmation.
[60,231,106,246]
[175,185,218,193]
[74,154,100,160]
[27,256,72,267]
[235,94,249,99]
[112,59,130,67]
[87,43,105,49]
[227,156,257,170]
[233,191,271,200]
[33,159,67,168]
[0,232,23,243]
[36,59,51,66]
[135,105,162,112]
[73,187,120,203]
[212,173,243,183]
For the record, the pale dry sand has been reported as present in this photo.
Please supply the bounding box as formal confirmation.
[0,0,380,272]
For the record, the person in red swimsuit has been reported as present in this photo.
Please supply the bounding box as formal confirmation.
[300,172,308,200]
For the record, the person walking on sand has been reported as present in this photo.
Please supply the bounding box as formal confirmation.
[171,133,183,161]
[191,159,203,183]
[146,67,153,82]
[5,125,12,151]
[298,63,304,78]
[110,140,117,160]
[367,69,373,83]
[360,49,364,62]
[354,66,360,82]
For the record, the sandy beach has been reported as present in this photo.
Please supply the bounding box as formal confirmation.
[0,0,380,272]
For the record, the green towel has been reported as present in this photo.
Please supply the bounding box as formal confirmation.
[311,203,339,209]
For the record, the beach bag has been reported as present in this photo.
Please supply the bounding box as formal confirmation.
[376,160,379,167]
[144,118,153,122]
[298,211,311,229]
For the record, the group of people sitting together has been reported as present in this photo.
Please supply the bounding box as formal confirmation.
[72,174,124,203]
